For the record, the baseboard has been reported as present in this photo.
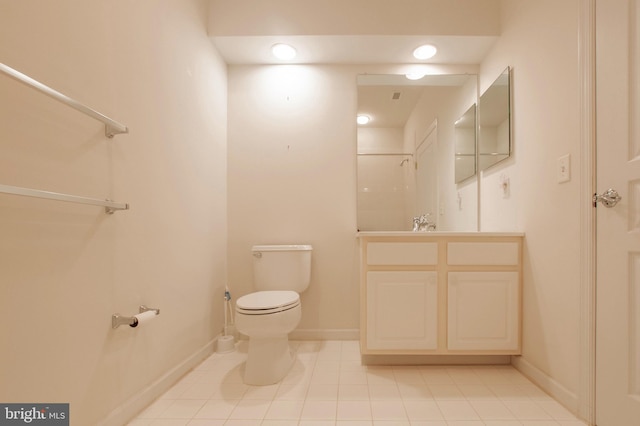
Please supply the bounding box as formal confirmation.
[363,354,511,365]
[289,328,360,341]
[511,355,579,414]
[98,338,216,426]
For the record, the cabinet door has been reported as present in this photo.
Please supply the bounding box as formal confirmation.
[366,271,438,350]
[447,271,520,351]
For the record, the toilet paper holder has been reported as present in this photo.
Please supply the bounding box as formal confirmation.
[112,305,160,329]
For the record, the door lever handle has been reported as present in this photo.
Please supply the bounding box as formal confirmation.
[593,188,622,208]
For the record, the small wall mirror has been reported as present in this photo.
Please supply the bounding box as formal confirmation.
[454,103,476,183]
[479,67,511,171]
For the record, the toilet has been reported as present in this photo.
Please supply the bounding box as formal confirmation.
[235,244,312,385]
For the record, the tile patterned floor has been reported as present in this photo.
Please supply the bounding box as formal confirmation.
[128,340,588,426]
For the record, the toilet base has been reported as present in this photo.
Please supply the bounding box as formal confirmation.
[243,334,294,385]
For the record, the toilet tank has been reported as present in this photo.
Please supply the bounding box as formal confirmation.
[252,244,313,292]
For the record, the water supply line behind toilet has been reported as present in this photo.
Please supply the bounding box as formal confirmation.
[218,285,236,353]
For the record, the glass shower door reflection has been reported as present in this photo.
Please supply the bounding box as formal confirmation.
[356,153,414,231]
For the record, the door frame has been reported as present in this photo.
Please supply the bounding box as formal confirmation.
[578,0,596,423]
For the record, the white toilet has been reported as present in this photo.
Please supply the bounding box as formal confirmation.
[235,244,312,385]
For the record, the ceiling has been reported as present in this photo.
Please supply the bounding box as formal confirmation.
[208,0,501,65]
[211,35,498,65]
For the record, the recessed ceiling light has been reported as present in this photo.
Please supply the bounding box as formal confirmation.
[405,73,426,81]
[271,43,297,60]
[413,44,437,60]
[357,115,371,125]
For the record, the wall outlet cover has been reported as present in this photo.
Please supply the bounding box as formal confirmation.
[557,154,571,183]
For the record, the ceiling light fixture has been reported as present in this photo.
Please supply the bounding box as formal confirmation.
[271,43,297,60]
[405,73,426,81]
[357,115,371,125]
[413,44,437,60]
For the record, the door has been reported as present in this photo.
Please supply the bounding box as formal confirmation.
[596,0,640,424]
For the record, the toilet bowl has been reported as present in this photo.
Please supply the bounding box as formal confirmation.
[234,245,312,385]
[235,291,301,385]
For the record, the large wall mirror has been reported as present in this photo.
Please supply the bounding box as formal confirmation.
[357,73,478,232]
[479,67,511,170]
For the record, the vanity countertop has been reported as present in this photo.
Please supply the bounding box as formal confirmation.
[357,231,525,238]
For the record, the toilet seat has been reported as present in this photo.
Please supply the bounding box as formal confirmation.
[236,290,300,315]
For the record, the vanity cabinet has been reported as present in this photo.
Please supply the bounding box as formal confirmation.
[359,233,523,356]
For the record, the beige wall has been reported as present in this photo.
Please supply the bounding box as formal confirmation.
[227,65,360,336]
[0,1,227,424]
[481,0,582,409]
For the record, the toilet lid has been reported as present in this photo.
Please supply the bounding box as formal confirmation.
[236,290,299,311]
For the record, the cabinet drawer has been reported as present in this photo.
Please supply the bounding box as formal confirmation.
[447,242,519,265]
[367,242,438,265]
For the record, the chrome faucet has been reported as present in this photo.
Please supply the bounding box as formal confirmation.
[412,213,436,232]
